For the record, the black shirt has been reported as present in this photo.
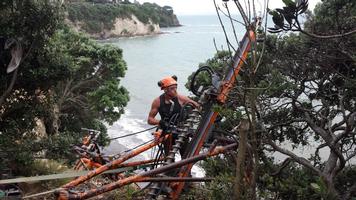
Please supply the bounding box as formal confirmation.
[158,94,182,122]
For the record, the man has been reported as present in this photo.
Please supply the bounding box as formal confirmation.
[147,75,199,156]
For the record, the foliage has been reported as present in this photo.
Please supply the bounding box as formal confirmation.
[0,0,63,53]
[307,0,355,34]
[268,0,309,33]
[257,1,355,198]
[66,2,179,34]
[48,27,129,126]
[0,0,129,172]
[258,161,323,200]
[201,157,235,199]
[189,0,356,199]
[0,0,64,171]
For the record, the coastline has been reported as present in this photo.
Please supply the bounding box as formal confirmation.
[94,27,183,41]
[72,24,182,40]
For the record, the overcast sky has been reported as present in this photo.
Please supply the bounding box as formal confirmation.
[137,0,321,15]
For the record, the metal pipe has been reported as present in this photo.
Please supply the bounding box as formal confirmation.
[62,134,169,188]
[57,143,237,200]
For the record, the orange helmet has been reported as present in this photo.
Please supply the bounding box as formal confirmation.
[158,75,177,90]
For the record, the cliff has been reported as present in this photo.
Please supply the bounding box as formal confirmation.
[68,15,161,39]
[66,2,180,39]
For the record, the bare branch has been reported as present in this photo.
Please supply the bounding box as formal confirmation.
[217,6,246,26]
[225,3,240,45]
[266,139,322,176]
[234,0,249,26]
[335,112,356,143]
[254,0,269,74]
[303,110,346,173]
[214,0,235,55]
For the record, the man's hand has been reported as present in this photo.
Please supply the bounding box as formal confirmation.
[153,131,162,141]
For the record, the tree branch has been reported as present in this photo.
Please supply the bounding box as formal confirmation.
[266,139,322,176]
[335,112,356,143]
[270,157,291,176]
[345,150,356,162]
[299,28,356,39]
[234,0,249,26]
[295,18,356,39]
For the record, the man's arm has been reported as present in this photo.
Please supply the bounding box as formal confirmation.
[178,95,200,109]
[148,98,160,125]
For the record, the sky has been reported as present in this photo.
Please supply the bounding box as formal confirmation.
[136,0,321,15]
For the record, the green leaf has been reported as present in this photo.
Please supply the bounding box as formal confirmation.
[272,11,285,28]
[282,0,295,7]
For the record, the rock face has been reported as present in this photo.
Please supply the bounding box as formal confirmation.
[110,15,161,37]
[66,2,181,39]
[69,15,161,39]
[159,14,180,27]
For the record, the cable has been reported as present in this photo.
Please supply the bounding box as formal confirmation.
[109,126,157,140]
[168,113,179,130]
[121,139,155,154]
[190,66,214,97]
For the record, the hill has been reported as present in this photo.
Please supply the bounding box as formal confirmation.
[66,1,180,39]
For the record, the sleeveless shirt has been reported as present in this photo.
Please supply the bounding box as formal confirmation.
[158,94,182,122]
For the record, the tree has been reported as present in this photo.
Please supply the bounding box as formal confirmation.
[189,0,356,199]
[260,0,356,198]
[0,0,65,171]
[0,0,129,172]
[48,27,129,133]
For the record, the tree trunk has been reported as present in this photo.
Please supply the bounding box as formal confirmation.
[247,85,259,200]
[234,119,250,199]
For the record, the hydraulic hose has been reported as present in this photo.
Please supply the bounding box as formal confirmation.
[190,66,214,97]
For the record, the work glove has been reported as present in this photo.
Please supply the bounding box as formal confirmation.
[159,120,169,131]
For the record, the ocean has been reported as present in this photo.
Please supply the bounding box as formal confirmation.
[100,15,244,176]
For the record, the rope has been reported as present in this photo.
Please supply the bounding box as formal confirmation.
[20,167,133,199]
[121,139,155,154]
[0,168,133,185]
[22,188,59,199]
[109,126,157,140]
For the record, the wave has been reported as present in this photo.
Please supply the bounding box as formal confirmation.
[106,110,154,158]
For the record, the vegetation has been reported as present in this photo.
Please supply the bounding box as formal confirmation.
[187,0,356,199]
[0,0,129,174]
[0,0,355,199]
[67,2,179,34]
